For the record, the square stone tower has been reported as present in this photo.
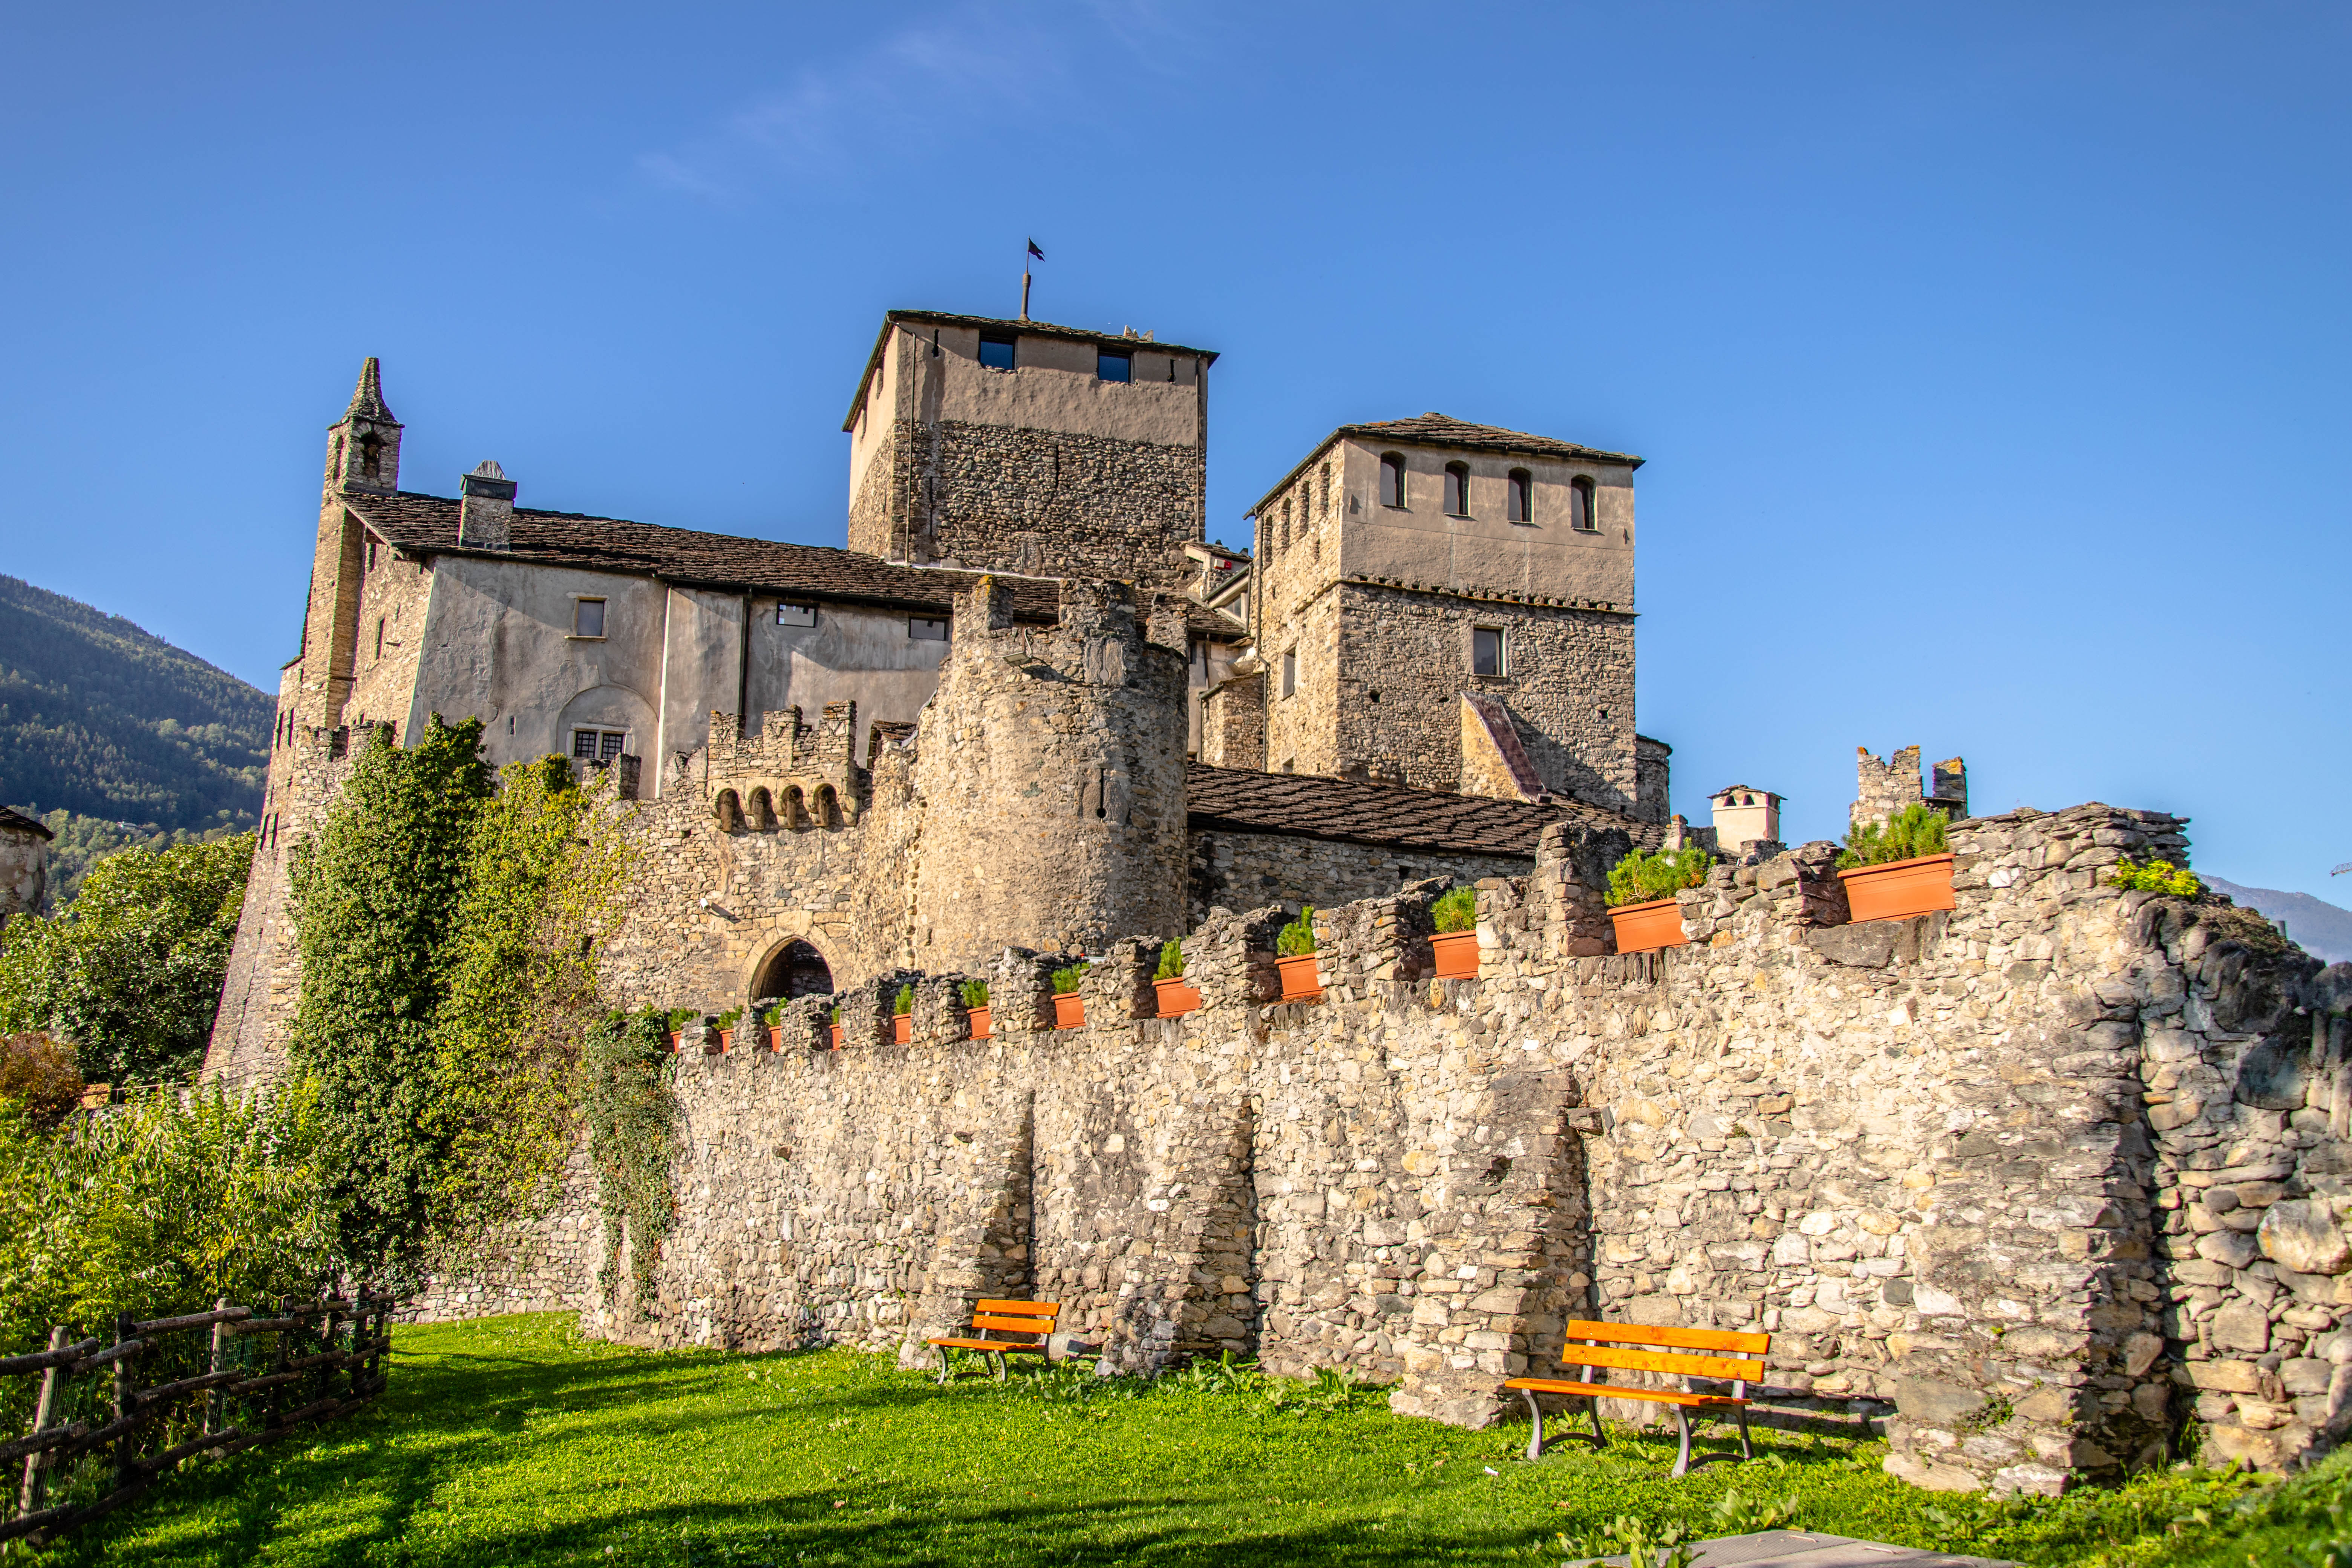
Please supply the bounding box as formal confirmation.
[843,310,1214,588]
[1244,413,1645,815]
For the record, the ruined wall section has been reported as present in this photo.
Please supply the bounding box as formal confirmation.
[1186,828,1529,928]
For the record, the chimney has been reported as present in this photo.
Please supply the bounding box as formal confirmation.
[458,460,516,549]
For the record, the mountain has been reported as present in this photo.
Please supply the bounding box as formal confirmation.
[2205,876,2352,965]
[0,574,271,837]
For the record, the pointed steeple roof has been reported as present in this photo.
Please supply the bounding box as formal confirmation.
[341,357,400,426]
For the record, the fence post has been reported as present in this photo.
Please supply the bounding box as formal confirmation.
[113,1311,135,1494]
[205,1296,229,1436]
[318,1294,338,1412]
[16,1325,65,1519]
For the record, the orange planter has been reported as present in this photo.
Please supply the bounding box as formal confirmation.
[716,1029,733,1054]
[1276,953,1321,1002]
[1839,853,1957,923]
[892,1014,912,1044]
[968,1005,992,1040]
[828,1024,842,1049]
[666,1031,681,1054]
[766,1026,784,1052]
[1430,930,1479,979]
[1610,897,1688,954]
[1154,977,1202,1017]
[1053,993,1086,1029]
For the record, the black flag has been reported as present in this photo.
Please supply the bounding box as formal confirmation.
[1027,239,1045,261]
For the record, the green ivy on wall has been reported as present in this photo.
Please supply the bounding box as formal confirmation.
[581,1007,680,1297]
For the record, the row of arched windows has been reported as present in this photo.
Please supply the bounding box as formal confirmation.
[715,784,845,833]
[1381,452,1598,531]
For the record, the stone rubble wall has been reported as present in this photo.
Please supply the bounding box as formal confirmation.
[548,798,2352,1496]
[1185,828,1530,930]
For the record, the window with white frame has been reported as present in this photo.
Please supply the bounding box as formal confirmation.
[573,598,606,637]
[571,729,627,768]
[1472,626,1506,677]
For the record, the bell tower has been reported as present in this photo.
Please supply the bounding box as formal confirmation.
[324,357,402,496]
[299,359,404,727]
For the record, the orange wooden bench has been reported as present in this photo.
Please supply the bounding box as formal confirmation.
[925,1298,1060,1383]
[1505,1320,1770,1476]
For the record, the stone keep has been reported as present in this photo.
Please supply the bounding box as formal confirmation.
[907,576,1191,970]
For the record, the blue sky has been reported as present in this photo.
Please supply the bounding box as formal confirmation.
[3,3,2347,894]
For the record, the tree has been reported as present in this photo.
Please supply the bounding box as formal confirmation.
[0,833,253,1083]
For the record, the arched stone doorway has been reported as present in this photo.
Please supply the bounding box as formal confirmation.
[753,939,833,1005]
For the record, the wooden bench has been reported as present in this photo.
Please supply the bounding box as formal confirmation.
[1505,1320,1771,1476]
[925,1299,1060,1383]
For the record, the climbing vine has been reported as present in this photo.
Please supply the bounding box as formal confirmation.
[287,719,637,1279]
[581,1006,680,1296]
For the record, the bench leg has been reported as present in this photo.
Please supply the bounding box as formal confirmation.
[1522,1388,1544,1461]
[1587,1395,1606,1450]
[1735,1401,1753,1461]
[991,1350,1007,1383]
[936,1346,952,1385]
[1671,1404,1694,1478]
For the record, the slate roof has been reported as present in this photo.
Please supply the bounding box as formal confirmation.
[1249,413,1643,517]
[344,490,1248,640]
[1186,764,1637,857]
[0,805,54,841]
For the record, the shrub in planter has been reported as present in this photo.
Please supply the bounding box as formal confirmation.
[713,1006,743,1051]
[828,1004,841,1049]
[891,983,914,1043]
[2110,858,2202,897]
[960,979,992,1039]
[663,1006,699,1052]
[1836,803,1949,870]
[1153,939,1200,1017]
[1606,847,1712,954]
[1430,887,1479,978]
[1275,908,1320,1001]
[1050,962,1089,1029]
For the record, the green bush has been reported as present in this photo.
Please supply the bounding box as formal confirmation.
[0,1032,85,1130]
[1051,963,1090,995]
[1277,907,1317,957]
[713,1006,744,1031]
[2110,858,2203,896]
[1606,847,1715,908]
[1836,803,1948,870]
[1154,939,1185,981]
[664,1008,700,1031]
[893,984,914,1016]
[959,980,989,1009]
[0,831,254,1085]
[1431,886,1477,934]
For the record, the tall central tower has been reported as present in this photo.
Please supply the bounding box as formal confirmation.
[842,309,1215,589]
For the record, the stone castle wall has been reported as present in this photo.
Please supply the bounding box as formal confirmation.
[1187,828,1527,927]
[492,799,2352,1490]
[850,418,1204,588]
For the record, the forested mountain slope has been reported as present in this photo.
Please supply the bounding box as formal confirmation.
[0,573,270,835]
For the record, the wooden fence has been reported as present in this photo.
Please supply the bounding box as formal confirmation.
[0,1290,391,1550]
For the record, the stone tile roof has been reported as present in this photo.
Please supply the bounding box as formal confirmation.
[1187,764,1636,857]
[1249,412,1642,517]
[0,805,54,840]
[346,490,1248,640]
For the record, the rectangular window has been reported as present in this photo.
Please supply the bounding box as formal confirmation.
[1508,470,1533,524]
[1472,627,1505,677]
[909,615,948,641]
[778,603,816,628]
[572,729,626,767]
[1096,349,1132,383]
[1380,453,1406,508]
[1281,649,1297,698]
[1444,463,1469,516]
[573,598,606,638]
[978,333,1017,370]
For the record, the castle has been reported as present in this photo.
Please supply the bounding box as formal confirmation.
[206,311,1671,1083]
[195,309,2352,1494]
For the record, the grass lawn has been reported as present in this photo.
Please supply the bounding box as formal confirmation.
[43,1313,2352,1567]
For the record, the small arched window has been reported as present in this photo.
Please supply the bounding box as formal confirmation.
[1279,497,1291,548]
[1507,470,1533,524]
[1570,476,1597,532]
[358,432,383,479]
[1380,452,1407,508]
[1443,462,1470,517]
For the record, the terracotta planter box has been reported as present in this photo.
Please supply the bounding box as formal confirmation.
[1610,896,1688,954]
[828,1024,842,1049]
[1430,930,1479,979]
[716,1029,734,1054]
[766,1026,784,1052]
[666,1032,681,1054]
[1053,992,1086,1029]
[1839,852,1957,923]
[1276,953,1321,1003]
[892,1014,912,1044]
[1154,977,1202,1017]
[968,1005,991,1040]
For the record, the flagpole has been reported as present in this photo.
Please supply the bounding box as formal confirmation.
[1021,246,1032,322]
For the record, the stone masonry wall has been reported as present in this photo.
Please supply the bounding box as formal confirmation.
[544,798,2352,1493]
[852,418,1204,589]
[1186,828,1529,929]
